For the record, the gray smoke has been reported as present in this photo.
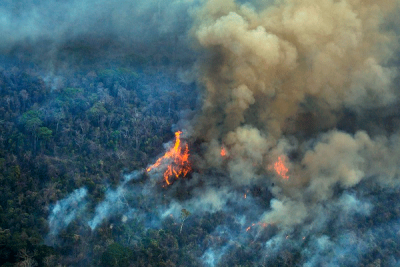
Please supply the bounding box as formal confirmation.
[41,0,400,265]
[190,0,400,226]
[0,0,197,70]
[47,172,145,235]
[48,187,88,236]
[188,0,400,265]
[88,170,142,230]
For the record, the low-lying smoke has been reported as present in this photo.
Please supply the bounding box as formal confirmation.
[48,187,88,237]
[88,171,143,230]
[43,0,400,265]
[0,0,196,70]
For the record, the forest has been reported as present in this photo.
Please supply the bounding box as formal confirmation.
[0,61,199,266]
[0,53,399,267]
[2,0,400,266]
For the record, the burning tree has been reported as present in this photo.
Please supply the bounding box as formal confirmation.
[146,131,191,185]
[274,156,289,180]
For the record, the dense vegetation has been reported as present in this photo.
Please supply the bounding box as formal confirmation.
[1,62,400,267]
[0,63,196,266]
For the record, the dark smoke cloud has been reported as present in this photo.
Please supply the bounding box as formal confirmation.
[190,0,400,264]
[40,0,400,266]
[189,0,400,223]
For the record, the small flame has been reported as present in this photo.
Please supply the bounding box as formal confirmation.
[220,147,227,157]
[274,156,289,179]
[146,131,191,185]
[245,222,270,232]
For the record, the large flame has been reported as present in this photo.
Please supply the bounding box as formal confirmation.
[273,156,289,180]
[146,131,191,185]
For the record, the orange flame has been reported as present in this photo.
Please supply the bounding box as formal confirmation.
[245,222,270,232]
[220,147,227,157]
[146,131,191,185]
[274,156,289,179]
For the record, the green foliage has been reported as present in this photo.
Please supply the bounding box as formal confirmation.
[61,87,83,97]
[100,243,131,267]
[34,245,56,266]
[13,165,21,180]
[0,158,5,169]
[0,63,196,267]
[180,208,191,233]
[181,209,191,221]
[38,127,52,140]
[88,102,108,121]
[20,110,43,132]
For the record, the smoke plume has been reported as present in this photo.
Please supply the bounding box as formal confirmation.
[48,188,88,237]
[191,0,400,220]
[188,0,400,264]
[42,0,400,266]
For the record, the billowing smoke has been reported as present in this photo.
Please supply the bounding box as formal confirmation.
[192,0,398,147]
[187,0,400,264]
[42,0,400,266]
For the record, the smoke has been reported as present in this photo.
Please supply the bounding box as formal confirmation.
[47,172,145,236]
[188,0,400,265]
[189,0,400,216]
[0,0,197,70]
[41,0,400,265]
[192,0,398,141]
[48,187,88,236]
[88,171,142,230]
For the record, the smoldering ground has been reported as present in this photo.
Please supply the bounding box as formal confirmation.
[17,0,400,265]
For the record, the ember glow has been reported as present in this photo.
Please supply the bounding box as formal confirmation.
[245,222,270,232]
[274,156,289,180]
[146,131,191,185]
[220,147,227,157]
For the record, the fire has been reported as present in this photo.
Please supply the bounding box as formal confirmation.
[146,131,191,185]
[245,222,270,232]
[273,156,289,180]
[220,147,227,157]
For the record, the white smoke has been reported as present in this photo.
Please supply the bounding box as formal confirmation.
[43,0,400,265]
[48,188,88,236]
